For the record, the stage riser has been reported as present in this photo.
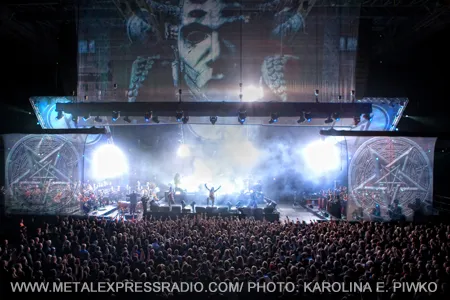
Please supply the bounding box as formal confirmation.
[145,212,279,221]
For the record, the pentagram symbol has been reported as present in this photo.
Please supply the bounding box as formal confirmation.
[5,135,81,214]
[348,137,433,217]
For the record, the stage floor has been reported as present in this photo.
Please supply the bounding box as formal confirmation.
[277,204,321,222]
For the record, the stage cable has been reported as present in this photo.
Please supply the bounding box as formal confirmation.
[239,0,243,102]
[75,0,80,102]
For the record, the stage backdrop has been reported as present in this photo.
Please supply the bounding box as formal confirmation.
[346,136,436,221]
[77,0,360,102]
[2,134,85,215]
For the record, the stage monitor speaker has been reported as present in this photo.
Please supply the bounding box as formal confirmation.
[217,207,228,213]
[254,208,264,215]
[239,207,252,215]
[206,207,217,214]
[172,205,182,213]
[160,206,171,212]
[196,206,206,213]
[264,207,274,214]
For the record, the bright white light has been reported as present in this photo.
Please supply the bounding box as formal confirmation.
[303,139,341,175]
[177,144,190,157]
[242,85,264,102]
[92,144,128,179]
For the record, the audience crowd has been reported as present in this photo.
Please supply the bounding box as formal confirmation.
[0,215,449,300]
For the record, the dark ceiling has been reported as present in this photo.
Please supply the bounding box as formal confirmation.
[0,0,449,133]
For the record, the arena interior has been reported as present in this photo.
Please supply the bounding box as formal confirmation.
[1,0,450,299]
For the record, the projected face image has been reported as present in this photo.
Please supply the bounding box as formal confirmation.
[178,0,242,100]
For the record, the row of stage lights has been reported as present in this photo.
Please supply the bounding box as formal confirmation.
[65,110,371,126]
[58,89,367,125]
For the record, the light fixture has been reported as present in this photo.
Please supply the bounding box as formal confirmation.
[269,113,278,124]
[324,116,333,124]
[144,112,152,122]
[112,111,120,121]
[363,113,371,121]
[94,116,102,123]
[176,111,183,122]
[123,116,131,123]
[354,116,361,126]
[305,112,312,122]
[210,116,217,125]
[83,115,90,121]
[56,111,64,120]
[72,115,78,123]
[182,116,189,124]
[332,112,340,121]
[238,110,247,124]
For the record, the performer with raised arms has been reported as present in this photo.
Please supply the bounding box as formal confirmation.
[205,184,221,207]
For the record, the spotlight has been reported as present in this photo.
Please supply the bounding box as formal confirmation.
[354,116,361,126]
[123,116,131,123]
[181,116,189,124]
[112,111,120,121]
[175,111,183,122]
[363,113,371,121]
[305,112,312,122]
[269,113,278,124]
[94,116,102,123]
[324,116,333,124]
[152,116,160,123]
[83,115,90,121]
[144,112,152,122]
[332,112,340,121]
[238,110,247,124]
[56,111,64,120]
[210,116,217,125]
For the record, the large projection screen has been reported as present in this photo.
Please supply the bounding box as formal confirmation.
[346,136,436,221]
[3,134,84,215]
[77,0,360,103]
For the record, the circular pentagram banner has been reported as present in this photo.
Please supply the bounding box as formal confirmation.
[4,134,82,215]
[347,137,435,220]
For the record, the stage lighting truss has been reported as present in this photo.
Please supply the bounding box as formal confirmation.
[269,113,278,124]
[210,116,218,125]
[238,110,247,124]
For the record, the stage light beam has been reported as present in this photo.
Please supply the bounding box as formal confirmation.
[92,144,128,179]
[177,144,190,157]
[303,139,340,175]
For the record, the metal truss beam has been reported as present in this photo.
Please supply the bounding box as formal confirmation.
[0,128,107,135]
[320,129,442,138]
[56,102,372,119]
